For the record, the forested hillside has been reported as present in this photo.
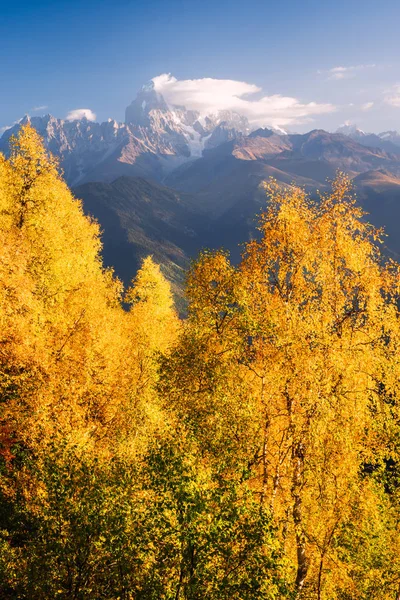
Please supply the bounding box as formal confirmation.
[1,126,400,599]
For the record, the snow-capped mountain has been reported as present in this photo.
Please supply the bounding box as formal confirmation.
[124,81,251,158]
[378,131,400,146]
[0,114,132,185]
[336,123,366,137]
[0,81,257,185]
[336,124,400,156]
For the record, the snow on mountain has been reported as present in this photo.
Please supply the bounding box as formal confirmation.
[335,124,400,156]
[378,131,400,146]
[124,81,253,160]
[0,114,132,184]
[336,123,366,137]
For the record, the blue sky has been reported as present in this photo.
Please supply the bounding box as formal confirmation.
[1,0,400,132]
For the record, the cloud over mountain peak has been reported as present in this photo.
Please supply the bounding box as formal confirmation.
[66,108,97,122]
[152,73,335,127]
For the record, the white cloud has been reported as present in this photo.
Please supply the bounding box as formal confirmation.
[361,101,374,111]
[152,74,335,127]
[31,105,48,112]
[326,64,376,81]
[384,84,400,107]
[65,108,97,122]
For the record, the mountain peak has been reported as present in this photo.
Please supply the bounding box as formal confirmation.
[125,82,169,125]
[336,123,366,136]
[379,130,400,141]
[141,80,156,93]
[249,127,275,139]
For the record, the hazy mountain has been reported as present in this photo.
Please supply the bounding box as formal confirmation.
[289,130,397,172]
[378,131,400,146]
[166,129,399,212]
[336,124,400,156]
[165,129,400,262]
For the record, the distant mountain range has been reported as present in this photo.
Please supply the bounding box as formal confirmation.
[3,82,400,295]
[336,123,400,156]
[0,81,252,186]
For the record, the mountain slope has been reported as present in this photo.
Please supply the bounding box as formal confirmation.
[74,176,211,302]
[166,129,400,224]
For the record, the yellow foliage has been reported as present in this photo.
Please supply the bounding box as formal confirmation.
[2,128,400,598]
[123,256,180,444]
[0,126,176,454]
[160,173,400,597]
